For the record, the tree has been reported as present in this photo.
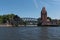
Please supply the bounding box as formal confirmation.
[10,15,24,26]
[47,17,52,21]
[0,14,25,27]
[0,16,3,24]
[37,17,42,26]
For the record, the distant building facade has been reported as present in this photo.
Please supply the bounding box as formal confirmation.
[22,18,37,25]
[41,7,47,25]
[40,7,60,25]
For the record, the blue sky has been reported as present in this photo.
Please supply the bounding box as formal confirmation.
[0,0,60,19]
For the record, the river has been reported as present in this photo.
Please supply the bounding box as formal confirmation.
[0,26,60,40]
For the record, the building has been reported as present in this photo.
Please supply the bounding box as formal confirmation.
[41,7,47,25]
[22,18,37,25]
[38,7,60,26]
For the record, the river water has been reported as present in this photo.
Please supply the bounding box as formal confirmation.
[0,26,60,40]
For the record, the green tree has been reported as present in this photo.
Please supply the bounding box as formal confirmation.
[0,16,3,24]
[0,14,24,26]
[47,17,52,21]
[37,17,42,26]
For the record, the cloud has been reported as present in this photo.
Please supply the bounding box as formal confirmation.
[33,0,38,8]
[40,0,60,6]
[39,0,52,7]
[53,0,60,1]
[51,0,60,5]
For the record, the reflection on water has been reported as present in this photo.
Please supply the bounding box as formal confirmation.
[40,27,48,40]
[0,27,60,40]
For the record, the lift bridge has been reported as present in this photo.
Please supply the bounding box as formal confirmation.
[21,18,38,25]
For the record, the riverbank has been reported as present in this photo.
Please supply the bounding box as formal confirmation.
[0,24,60,27]
[0,24,37,27]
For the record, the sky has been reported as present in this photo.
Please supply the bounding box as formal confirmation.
[0,0,60,19]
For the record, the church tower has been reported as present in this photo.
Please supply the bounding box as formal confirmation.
[41,7,47,25]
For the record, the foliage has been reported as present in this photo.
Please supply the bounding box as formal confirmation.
[0,14,24,26]
[37,17,42,26]
[47,17,51,21]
